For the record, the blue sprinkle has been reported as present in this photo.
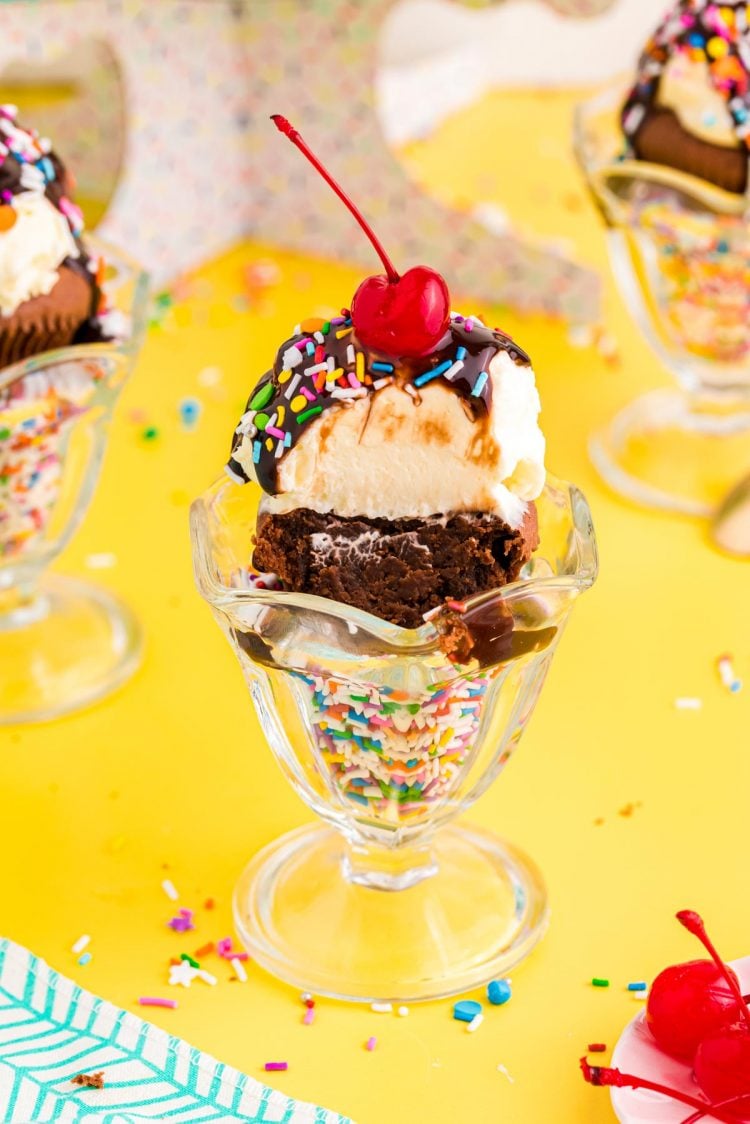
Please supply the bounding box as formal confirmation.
[688,32,705,46]
[284,430,292,448]
[455,346,467,361]
[371,361,394,372]
[252,440,261,464]
[487,979,512,1005]
[628,982,648,992]
[306,342,315,356]
[717,239,730,254]
[453,1000,482,1022]
[78,952,92,967]
[347,792,369,806]
[40,157,55,182]
[179,397,201,427]
[414,360,452,388]
[472,371,489,397]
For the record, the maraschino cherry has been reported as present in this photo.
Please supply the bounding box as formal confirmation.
[271,114,450,357]
[647,910,747,1061]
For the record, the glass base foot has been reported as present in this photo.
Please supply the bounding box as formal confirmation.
[589,388,750,517]
[0,574,142,724]
[234,822,548,1003]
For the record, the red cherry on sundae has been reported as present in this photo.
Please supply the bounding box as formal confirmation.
[271,114,450,358]
[694,1023,750,1116]
[350,265,449,356]
[647,960,744,1061]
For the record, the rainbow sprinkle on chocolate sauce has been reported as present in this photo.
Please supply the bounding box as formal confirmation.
[227,312,529,494]
[622,1,750,158]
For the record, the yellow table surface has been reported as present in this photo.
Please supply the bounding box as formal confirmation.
[3,90,750,1124]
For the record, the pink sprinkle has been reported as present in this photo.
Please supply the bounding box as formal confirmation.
[366,1036,377,1051]
[303,1007,315,1025]
[139,997,177,1009]
[446,599,467,613]
[464,319,473,333]
[265,426,285,440]
[264,1062,288,1072]
[216,937,248,961]
[300,386,317,402]
[295,339,311,351]
[347,372,361,389]
[167,908,194,933]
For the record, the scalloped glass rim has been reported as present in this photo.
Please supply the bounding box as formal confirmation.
[190,472,598,651]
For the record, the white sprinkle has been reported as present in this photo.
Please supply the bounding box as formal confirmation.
[300,992,313,1003]
[274,440,285,459]
[197,365,223,387]
[497,1064,514,1083]
[293,323,301,335]
[372,376,394,391]
[314,331,324,343]
[444,360,465,382]
[717,655,742,694]
[71,935,90,955]
[84,552,117,570]
[306,362,328,375]
[284,373,302,400]
[331,387,367,399]
[282,346,303,371]
[675,697,702,710]
[346,344,355,365]
[371,1002,393,1014]
[397,1006,409,1017]
[467,1013,484,1033]
[404,384,418,400]
[231,957,248,983]
[567,324,594,349]
[196,969,218,986]
[161,879,179,901]
[327,356,335,373]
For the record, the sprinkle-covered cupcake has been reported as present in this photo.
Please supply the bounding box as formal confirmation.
[0,104,108,368]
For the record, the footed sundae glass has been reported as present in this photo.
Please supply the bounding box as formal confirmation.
[191,474,597,1002]
[575,83,750,517]
[0,240,148,724]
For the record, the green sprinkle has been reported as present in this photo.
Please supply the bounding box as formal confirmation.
[142,426,159,441]
[250,383,274,410]
[155,291,173,308]
[296,406,323,424]
[180,953,200,969]
[407,704,421,714]
[592,978,610,988]
[349,694,369,702]
[254,412,270,431]
[322,321,331,334]
[0,427,10,441]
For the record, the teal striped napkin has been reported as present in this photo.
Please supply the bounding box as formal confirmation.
[0,938,351,1123]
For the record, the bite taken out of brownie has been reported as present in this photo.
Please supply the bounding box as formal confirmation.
[252,504,539,630]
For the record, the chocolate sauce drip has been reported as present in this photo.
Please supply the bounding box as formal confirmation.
[228,313,531,495]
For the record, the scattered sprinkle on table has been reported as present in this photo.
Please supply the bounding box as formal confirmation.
[487,979,512,1006]
[365,1036,377,1051]
[717,654,742,694]
[231,957,247,983]
[397,1006,409,1017]
[138,997,177,1009]
[591,978,610,988]
[161,879,179,901]
[588,1043,607,1053]
[179,397,202,428]
[141,425,159,441]
[84,552,117,570]
[371,1002,392,1014]
[77,952,92,967]
[264,1062,288,1072]
[303,1007,315,1026]
[71,935,90,955]
[168,908,194,932]
[496,1064,514,1083]
[453,1000,482,1022]
[466,1012,484,1033]
[627,982,648,992]
[675,697,702,710]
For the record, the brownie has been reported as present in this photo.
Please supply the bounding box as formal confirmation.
[632,106,748,195]
[253,504,539,629]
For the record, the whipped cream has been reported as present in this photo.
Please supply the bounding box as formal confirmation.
[253,348,545,528]
[0,192,79,317]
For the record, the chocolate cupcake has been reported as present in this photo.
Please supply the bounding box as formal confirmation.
[621,2,750,195]
[0,104,105,366]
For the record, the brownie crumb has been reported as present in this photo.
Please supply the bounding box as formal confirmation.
[71,1072,105,1089]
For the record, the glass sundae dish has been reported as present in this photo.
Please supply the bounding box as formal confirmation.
[191,117,597,1001]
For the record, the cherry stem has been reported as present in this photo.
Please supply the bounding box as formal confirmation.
[271,114,400,284]
[580,1059,740,1123]
[677,911,750,1033]
[681,1095,750,1124]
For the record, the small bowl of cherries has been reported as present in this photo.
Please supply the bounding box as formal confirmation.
[582,911,750,1123]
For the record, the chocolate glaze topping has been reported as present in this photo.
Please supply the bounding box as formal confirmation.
[228,312,531,495]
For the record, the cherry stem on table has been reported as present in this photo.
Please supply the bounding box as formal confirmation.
[580,1059,740,1123]
[677,911,750,1033]
[270,114,400,284]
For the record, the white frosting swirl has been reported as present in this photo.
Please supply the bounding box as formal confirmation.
[0,192,79,317]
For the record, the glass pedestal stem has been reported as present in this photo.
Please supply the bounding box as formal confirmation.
[342,832,438,891]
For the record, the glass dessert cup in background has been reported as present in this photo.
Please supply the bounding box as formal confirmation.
[574,84,750,518]
[0,240,149,724]
[191,476,597,1002]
